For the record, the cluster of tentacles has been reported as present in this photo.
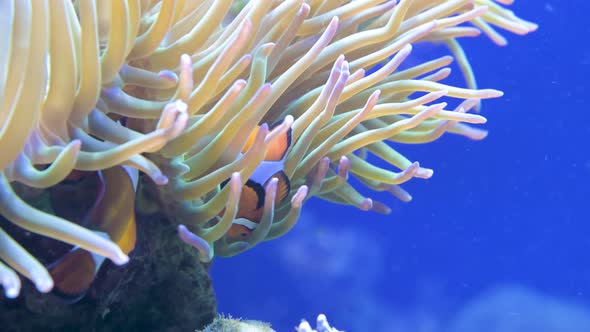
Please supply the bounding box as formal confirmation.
[0,0,536,298]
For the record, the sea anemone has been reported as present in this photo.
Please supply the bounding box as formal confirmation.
[0,0,536,298]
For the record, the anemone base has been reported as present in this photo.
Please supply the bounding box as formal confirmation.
[0,204,216,332]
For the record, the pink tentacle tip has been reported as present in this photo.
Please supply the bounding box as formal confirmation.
[291,186,309,208]
[359,198,373,211]
[415,167,434,179]
[178,225,214,262]
[180,53,192,67]
[4,284,20,299]
[151,173,168,185]
[372,201,392,215]
[157,70,178,82]
[395,162,420,181]
[112,249,130,266]
[31,271,54,293]
[337,156,350,179]
[173,99,188,113]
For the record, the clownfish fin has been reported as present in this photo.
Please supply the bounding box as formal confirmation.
[222,178,266,209]
[122,165,139,192]
[244,179,265,209]
[47,233,108,303]
[89,166,138,255]
[235,179,265,222]
[265,121,292,161]
[242,121,292,161]
[242,126,261,154]
[268,170,291,204]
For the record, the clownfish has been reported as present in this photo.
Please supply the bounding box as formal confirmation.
[48,165,138,302]
[223,122,293,240]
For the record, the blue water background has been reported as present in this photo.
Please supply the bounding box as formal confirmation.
[212,2,590,331]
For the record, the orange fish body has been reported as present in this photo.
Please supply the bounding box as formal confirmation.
[49,166,138,301]
[87,166,137,254]
[225,122,292,240]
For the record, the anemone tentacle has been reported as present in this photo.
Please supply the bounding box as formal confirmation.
[0,0,536,297]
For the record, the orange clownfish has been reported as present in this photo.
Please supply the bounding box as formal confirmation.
[223,122,292,240]
[48,165,138,302]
